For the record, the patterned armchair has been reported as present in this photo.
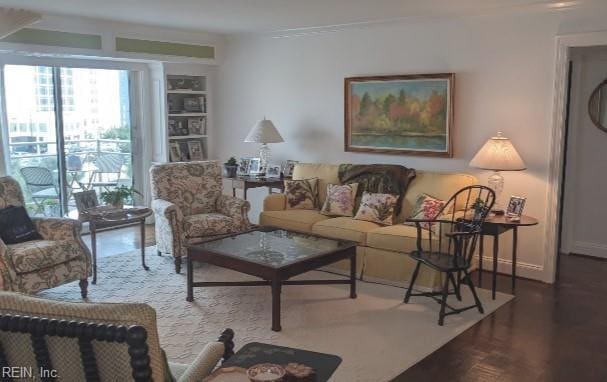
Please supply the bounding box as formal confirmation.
[0,176,91,297]
[0,291,235,381]
[150,161,250,273]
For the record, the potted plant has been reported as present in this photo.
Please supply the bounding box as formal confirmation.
[43,199,60,217]
[223,156,238,178]
[472,198,487,221]
[100,186,141,209]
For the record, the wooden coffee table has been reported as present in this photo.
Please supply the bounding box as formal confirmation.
[186,228,357,331]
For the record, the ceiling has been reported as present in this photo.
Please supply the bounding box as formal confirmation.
[0,0,594,35]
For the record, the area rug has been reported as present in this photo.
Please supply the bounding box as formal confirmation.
[40,247,513,382]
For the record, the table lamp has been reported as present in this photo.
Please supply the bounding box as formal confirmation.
[469,132,526,213]
[244,118,284,170]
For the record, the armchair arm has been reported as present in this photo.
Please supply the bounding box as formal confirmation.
[263,194,286,211]
[0,240,16,291]
[151,199,184,222]
[32,217,82,241]
[177,342,226,382]
[216,195,250,229]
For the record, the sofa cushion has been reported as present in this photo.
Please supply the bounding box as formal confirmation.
[353,192,399,226]
[366,224,435,253]
[259,210,330,234]
[184,213,241,238]
[7,240,83,274]
[284,178,319,210]
[312,217,380,245]
[293,163,340,205]
[399,171,477,223]
[321,183,358,217]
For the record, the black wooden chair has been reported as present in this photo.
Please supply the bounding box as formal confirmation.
[403,185,495,326]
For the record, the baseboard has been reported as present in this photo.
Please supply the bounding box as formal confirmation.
[571,241,607,259]
[476,256,544,280]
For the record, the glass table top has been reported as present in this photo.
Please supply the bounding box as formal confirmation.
[193,229,355,268]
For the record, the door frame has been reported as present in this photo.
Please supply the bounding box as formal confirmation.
[546,30,607,283]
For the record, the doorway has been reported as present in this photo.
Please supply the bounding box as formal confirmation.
[2,64,135,217]
[559,46,607,260]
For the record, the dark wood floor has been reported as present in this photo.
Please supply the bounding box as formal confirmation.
[393,254,607,382]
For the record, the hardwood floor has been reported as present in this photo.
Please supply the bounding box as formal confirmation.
[393,254,607,382]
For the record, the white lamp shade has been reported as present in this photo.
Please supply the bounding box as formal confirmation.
[469,132,526,171]
[244,119,284,144]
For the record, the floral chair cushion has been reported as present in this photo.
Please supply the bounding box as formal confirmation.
[405,193,446,232]
[284,178,319,210]
[320,183,359,217]
[353,191,398,226]
[7,240,84,274]
[183,213,241,238]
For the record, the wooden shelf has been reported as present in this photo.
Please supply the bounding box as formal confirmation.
[168,112,207,117]
[167,90,206,95]
[168,135,208,140]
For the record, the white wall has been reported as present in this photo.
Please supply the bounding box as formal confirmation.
[561,47,607,259]
[216,9,607,282]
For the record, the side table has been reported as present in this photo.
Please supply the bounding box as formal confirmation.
[478,214,539,299]
[87,207,153,284]
[224,176,284,200]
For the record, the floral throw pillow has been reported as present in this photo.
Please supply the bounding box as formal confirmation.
[321,183,359,217]
[284,178,319,210]
[353,192,398,225]
[406,193,446,232]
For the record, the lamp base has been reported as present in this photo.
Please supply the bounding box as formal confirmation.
[259,143,271,170]
[488,171,504,212]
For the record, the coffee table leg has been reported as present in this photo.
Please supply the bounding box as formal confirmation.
[140,220,149,271]
[91,224,97,285]
[350,253,357,299]
[271,279,282,332]
[186,255,194,302]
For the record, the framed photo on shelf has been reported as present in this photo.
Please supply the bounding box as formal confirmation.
[187,117,205,135]
[506,195,526,220]
[187,140,205,161]
[248,158,263,176]
[237,158,251,176]
[183,97,202,112]
[168,119,188,136]
[169,142,182,162]
[283,160,299,177]
[266,164,282,178]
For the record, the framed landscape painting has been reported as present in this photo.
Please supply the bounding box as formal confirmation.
[345,73,454,157]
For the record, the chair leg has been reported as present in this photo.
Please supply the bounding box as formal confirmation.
[449,273,462,301]
[79,279,88,299]
[438,273,451,326]
[464,270,484,314]
[404,262,421,303]
[174,256,182,274]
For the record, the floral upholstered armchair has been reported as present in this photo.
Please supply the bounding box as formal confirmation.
[0,176,91,297]
[150,161,251,273]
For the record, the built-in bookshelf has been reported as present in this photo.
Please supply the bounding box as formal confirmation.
[166,74,208,162]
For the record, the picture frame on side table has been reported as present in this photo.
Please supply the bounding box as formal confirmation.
[248,157,263,176]
[169,142,182,162]
[283,160,299,178]
[74,190,99,213]
[266,164,282,178]
[506,195,526,221]
[344,73,454,157]
[237,158,251,176]
[187,140,204,161]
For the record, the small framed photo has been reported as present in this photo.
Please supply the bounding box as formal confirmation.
[169,142,182,162]
[266,164,282,178]
[187,117,205,135]
[283,160,299,177]
[74,190,99,213]
[168,119,188,136]
[187,140,204,161]
[183,97,202,112]
[248,157,263,176]
[506,195,526,220]
[237,158,251,176]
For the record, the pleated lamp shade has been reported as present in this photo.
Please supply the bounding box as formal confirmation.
[469,132,526,171]
[244,119,284,144]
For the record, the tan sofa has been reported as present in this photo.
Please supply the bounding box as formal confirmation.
[260,163,477,289]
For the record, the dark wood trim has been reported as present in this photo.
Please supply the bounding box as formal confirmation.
[344,73,454,157]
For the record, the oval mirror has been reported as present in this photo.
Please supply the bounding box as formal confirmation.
[588,79,607,134]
